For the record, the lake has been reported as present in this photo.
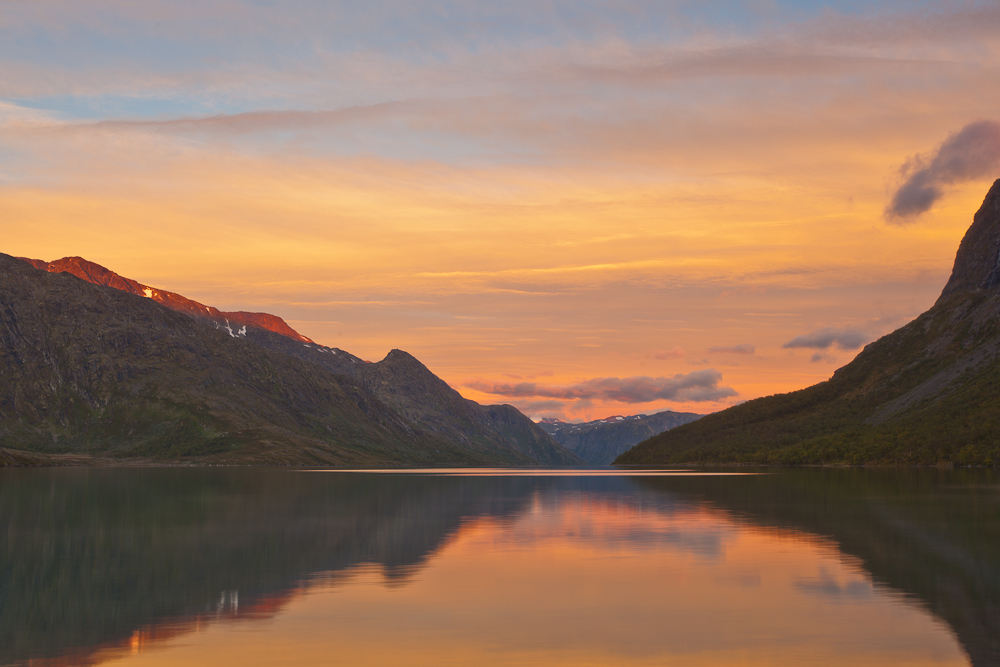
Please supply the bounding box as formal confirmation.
[1,467,997,666]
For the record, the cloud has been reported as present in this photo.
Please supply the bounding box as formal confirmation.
[651,346,685,359]
[783,328,869,351]
[465,369,737,404]
[885,120,1000,221]
[709,344,755,355]
[86,102,413,135]
[513,400,567,414]
[502,369,554,380]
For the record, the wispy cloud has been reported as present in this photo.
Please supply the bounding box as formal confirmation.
[89,102,414,134]
[465,370,736,404]
[783,328,869,351]
[0,102,60,129]
[651,346,685,360]
[709,343,755,355]
[885,120,1000,221]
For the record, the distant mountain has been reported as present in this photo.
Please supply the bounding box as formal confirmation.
[0,254,579,465]
[618,179,1000,466]
[538,410,701,464]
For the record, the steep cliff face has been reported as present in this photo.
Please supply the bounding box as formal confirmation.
[618,179,1000,466]
[18,256,315,343]
[938,180,1000,299]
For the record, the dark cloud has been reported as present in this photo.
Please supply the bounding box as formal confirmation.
[783,327,869,351]
[465,370,737,404]
[709,344,755,355]
[885,120,1000,221]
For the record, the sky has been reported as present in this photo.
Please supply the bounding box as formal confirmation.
[3,0,1000,421]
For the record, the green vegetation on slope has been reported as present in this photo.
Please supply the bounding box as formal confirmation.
[617,292,1000,466]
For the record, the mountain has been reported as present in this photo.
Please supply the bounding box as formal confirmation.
[538,410,701,464]
[0,253,579,465]
[618,179,1000,466]
[20,256,579,465]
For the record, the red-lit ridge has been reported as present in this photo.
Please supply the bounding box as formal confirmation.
[18,256,314,343]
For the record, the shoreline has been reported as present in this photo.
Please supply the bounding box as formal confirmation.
[1,447,993,469]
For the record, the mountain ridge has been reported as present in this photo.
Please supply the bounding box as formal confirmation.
[18,256,314,343]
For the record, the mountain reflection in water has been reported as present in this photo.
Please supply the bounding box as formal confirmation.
[0,468,996,666]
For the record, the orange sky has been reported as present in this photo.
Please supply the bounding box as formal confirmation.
[3,1,1000,420]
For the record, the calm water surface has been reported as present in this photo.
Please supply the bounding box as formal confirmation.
[1,467,998,666]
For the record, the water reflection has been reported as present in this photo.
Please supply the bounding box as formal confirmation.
[0,468,996,666]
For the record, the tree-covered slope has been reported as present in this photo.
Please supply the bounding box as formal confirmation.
[617,179,1000,466]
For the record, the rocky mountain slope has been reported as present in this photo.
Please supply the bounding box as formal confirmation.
[539,410,701,464]
[0,254,578,465]
[618,179,1000,466]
